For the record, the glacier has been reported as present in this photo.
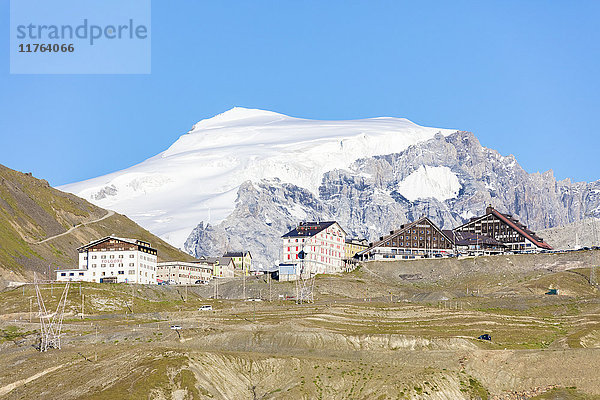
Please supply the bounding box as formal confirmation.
[59,107,457,248]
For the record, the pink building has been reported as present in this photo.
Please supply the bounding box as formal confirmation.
[281,221,346,276]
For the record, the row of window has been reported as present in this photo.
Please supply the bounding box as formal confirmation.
[397,236,444,241]
[60,272,85,277]
[85,254,134,260]
[90,263,135,268]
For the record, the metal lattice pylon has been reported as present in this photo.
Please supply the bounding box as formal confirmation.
[34,273,70,352]
[295,258,315,304]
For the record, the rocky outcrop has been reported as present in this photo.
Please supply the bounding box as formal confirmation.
[185,131,600,267]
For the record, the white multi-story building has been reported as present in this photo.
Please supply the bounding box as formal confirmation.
[56,236,158,284]
[156,261,213,285]
[281,221,346,277]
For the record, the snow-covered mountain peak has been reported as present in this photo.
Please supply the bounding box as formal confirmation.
[190,107,290,131]
[60,108,456,247]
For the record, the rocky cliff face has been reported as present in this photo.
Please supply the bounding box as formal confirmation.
[184,131,600,267]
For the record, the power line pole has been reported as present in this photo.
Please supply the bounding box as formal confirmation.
[586,213,598,286]
[243,273,246,300]
[131,284,134,315]
[268,273,272,302]
[95,324,98,362]
[185,273,189,302]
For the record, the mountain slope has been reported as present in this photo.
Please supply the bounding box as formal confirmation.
[0,164,196,284]
[538,218,600,250]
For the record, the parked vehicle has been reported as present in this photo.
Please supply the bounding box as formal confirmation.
[199,305,213,311]
[478,334,491,341]
[170,325,182,330]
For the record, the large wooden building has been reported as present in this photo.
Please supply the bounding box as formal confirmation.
[453,206,552,252]
[360,217,455,260]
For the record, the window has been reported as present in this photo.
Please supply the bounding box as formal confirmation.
[129,263,134,266]
[69,272,74,276]
[101,255,106,259]
[118,271,124,275]
[119,255,124,258]
[129,254,135,258]
[92,255,97,259]
[83,256,88,260]
[79,272,84,276]
[61,273,66,277]
[101,264,106,267]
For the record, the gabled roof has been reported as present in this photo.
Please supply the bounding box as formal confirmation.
[219,256,234,265]
[444,230,506,247]
[223,251,251,258]
[454,206,552,250]
[197,256,235,266]
[282,221,346,238]
[487,208,552,250]
[363,216,453,252]
[77,235,155,251]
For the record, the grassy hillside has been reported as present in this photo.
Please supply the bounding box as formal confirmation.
[0,164,196,282]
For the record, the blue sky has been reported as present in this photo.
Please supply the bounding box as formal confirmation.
[1,0,599,186]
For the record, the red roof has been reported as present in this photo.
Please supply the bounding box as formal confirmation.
[488,208,553,250]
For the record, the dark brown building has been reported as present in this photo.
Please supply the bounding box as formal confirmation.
[453,206,552,252]
[360,216,454,260]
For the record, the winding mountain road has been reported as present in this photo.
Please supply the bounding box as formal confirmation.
[33,210,115,244]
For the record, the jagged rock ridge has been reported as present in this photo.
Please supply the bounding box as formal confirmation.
[184,131,600,267]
